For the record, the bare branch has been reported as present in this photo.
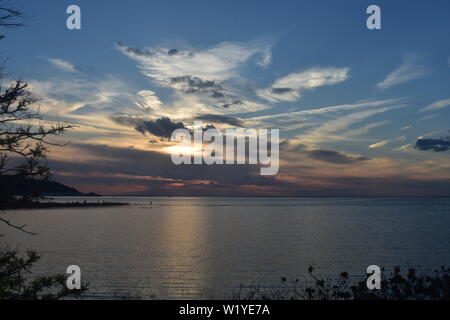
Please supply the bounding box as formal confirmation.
[0,6,24,35]
[0,217,37,235]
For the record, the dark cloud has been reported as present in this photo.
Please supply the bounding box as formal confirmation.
[195,114,244,127]
[170,76,223,95]
[307,149,370,164]
[134,118,186,138]
[168,48,179,56]
[272,87,293,94]
[203,124,216,131]
[280,141,369,165]
[221,100,243,108]
[415,137,450,152]
[48,142,450,197]
[110,115,141,127]
[50,143,450,197]
[50,143,272,196]
[117,42,153,56]
[112,115,218,138]
[169,75,243,108]
[170,76,217,89]
[211,91,225,98]
[111,116,186,138]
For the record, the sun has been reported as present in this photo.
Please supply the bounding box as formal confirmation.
[163,145,203,157]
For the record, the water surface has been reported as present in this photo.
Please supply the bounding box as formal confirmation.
[1,197,450,299]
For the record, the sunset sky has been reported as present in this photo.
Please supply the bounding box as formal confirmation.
[3,0,450,196]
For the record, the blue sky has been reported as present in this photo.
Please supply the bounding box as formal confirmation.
[2,0,449,195]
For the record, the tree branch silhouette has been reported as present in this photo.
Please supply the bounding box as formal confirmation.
[0,217,37,235]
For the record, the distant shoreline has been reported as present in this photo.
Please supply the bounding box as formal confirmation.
[0,201,130,211]
[51,195,450,199]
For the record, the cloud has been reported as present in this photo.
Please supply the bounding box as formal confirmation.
[116,39,273,82]
[418,113,438,122]
[369,136,406,149]
[116,39,273,117]
[47,141,450,197]
[135,117,186,138]
[70,104,100,115]
[257,46,272,68]
[110,115,142,127]
[415,137,450,152]
[30,77,124,107]
[252,99,403,125]
[167,75,243,109]
[369,140,389,149]
[247,99,403,146]
[401,125,412,131]
[393,144,412,151]
[377,54,431,89]
[420,98,450,113]
[26,75,135,118]
[256,67,349,102]
[344,121,391,138]
[50,143,273,196]
[294,104,407,145]
[117,43,153,56]
[306,149,369,164]
[280,141,370,165]
[135,90,163,111]
[112,116,186,138]
[47,58,79,73]
[169,76,223,95]
[194,114,244,127]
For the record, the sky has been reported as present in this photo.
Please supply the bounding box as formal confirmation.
[2,0,450,196]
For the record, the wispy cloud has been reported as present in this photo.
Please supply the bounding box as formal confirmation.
[253,99,401,120]
[393,144,413,151]
[345,121,391,138]
[401,125,413,131]
[256,67,349,102]
[47,58,79,73]
[369,136,406,149]
[251,98,403,125]
[135,90,163,111]
[368,141,389,149]
[28,75,131,115]
[294,104,407,145]
[116,39,273,82]
[377,54,431,89]
[418,113,438,122]
[420,98,450,113]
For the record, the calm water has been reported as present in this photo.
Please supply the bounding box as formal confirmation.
[1,197,450,299]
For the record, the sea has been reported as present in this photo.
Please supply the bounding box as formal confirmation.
[1,197,450,299]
